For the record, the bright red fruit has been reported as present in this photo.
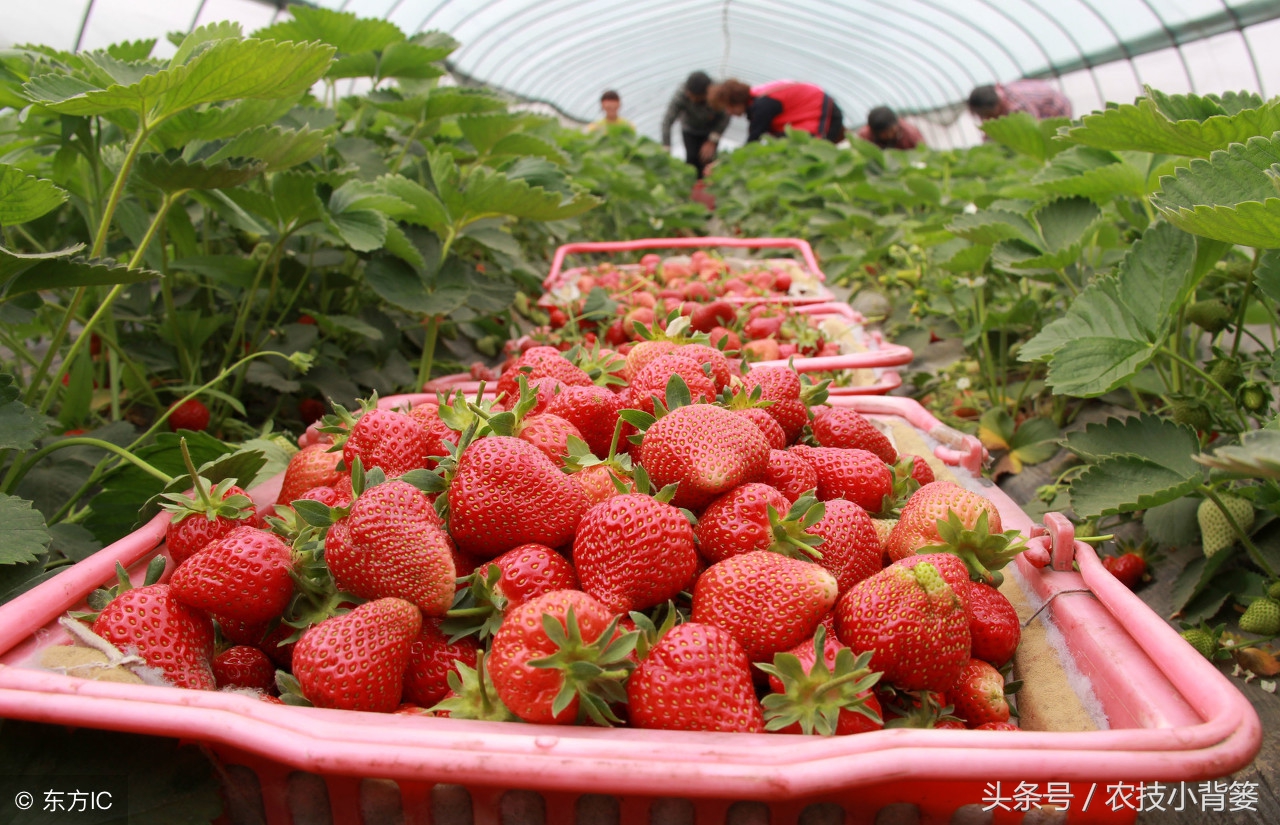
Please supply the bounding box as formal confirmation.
[488,590,631,726]
[212,645,276,692]
[966,581,1020,667]
[692,551,838,662]
[168,399,210,432]
[695,483,792,564]
[793,447,893,513]
[763,449,819,503]
[276,442,345,506]
[292,597,422,713]
[326,480,456,616]
[573,493,699,613]
[811,407,898,463]
[836,560,970,693]
[946,658,1011,728]
[1102,553,1146,590]
[447,436,589,558]
[169,526,294,625]
[343,408,431,478]
[546,385,624,457]
[804,498,884,593]
[638,403,770,510]
[91,584,216,690]
[886,481,1002,562]
[628,623,765,733]
[164,484,258,566]
[402,618,481,707]
[626,354,717,415]
[759,628,883,735]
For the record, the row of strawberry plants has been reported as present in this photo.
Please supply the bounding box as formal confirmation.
[0,8,706,600]
[706,96,1280,633]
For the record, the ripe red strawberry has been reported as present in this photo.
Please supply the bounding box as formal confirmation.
[891,553,973,610]
[276,442,346,505]
[169,526,295,625]
[91,583,216,690]
[975,721,1020,731]
[343,408,431,478]
[628,622,765,733]
[570,464,633,506]
[1102,553,1147,590]
[496,347,592,402]
[733,408,787,450]
[409,403,460,468]
[402,617,481,707]
[638,403,770,510]
[901,454,935,486]
[326,480,456,616]
[546,385,624,457]
[447,436,590,558]
[804,498,884,593]
[516,413,583,464]
[573,492,699,613]
[966,581,1020,667]
[888,481,1001,562]
[689,300,736,334]
[446,543,582,641]
[163,482,258,566]
[758,627,883,735]
[811,407,898,463]
[626,354,717,415]
[692,551,839,662]
[168,398,210,432]
[793,447,893,513]
[212,645,275,692]
[291,597,422,713]
[297,485,349,508]
[695,483,792,564]
[836,560,970,693]
[298,398,326,426]
[742,367,810,443]
[764,448,819,503]
[708,326,741,353]
[624,339,678,381]
[488,590,633,725]
[672,343,732,391]
[946,658,1011,728]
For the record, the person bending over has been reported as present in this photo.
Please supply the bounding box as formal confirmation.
[661,71,731,178]
[968,80,1071,122]
[855,106,924,150]
[709,79,845,144]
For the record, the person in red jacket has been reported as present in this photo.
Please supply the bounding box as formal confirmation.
[855,106,924,150]
[708,79,846,144]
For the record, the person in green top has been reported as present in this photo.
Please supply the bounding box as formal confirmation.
[661,71,730,178]
[585,90,635,134]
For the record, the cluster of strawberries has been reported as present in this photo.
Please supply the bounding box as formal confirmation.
[534,252,838,361]
[76,319,1029,736]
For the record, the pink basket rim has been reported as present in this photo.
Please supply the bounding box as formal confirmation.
[543,236,827,291]
[0,397,1258,796]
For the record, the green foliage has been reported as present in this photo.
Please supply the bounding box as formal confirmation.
[1151,133,1280,248]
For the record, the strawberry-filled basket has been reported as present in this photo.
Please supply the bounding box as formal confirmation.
[0,384,1259,825]
[540,236,836,306]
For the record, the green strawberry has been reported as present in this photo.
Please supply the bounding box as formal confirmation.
[1179,626,1221,660]
[1197,495,1255,557]
[1238,382,1271,415]
[1239,598,1280,636]
[1185,299,1233,333]
[1268,581,1280,601]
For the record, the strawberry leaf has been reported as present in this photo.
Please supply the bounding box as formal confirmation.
[0,494,51,566]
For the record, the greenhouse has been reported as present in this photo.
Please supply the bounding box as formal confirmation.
[0,1,1279,823]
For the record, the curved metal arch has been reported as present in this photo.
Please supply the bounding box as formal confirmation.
[474,1,968,117]
[1129,0,1196,93]
[524,12,934,124]
[536,22,927,127]
[1072,0,1144,91]
[957,0,1103,103]
[1214,0,1265,95]
[465,0,972,106]
[817,0,1019,81]
[411,1,455,36]
[74,0,96,52]
[188,0,210,34]
[1010,0,1108,102]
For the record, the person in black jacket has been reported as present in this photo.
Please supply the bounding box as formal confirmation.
[661,71,731,178]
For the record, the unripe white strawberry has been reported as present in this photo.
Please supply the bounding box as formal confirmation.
[1197,496,1255,557]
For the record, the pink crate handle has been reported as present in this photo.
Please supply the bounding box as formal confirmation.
[754,343,914,373]
[543,236,827,290]
[827,395,986,474]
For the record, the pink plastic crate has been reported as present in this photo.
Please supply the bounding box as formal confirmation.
[0,397,1260,825]
[542,236,836,305]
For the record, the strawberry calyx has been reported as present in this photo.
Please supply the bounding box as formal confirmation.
[618,373,699,446]
[765,493,827,561]
[798,373,831,409]
[883,689,965,729]
[428,650,518,721]
[719,383,776,411]
[877,457,925,517]
[631,311,709,346]
[565,342,628,388]
[920,510,1028,586]
[442,564,507,643]
[71,558,168,624]
[525,606,640,727]
[315,394,381,457]
[756,626,882,735]
[158,437,255,524]
[626,602,681,662]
